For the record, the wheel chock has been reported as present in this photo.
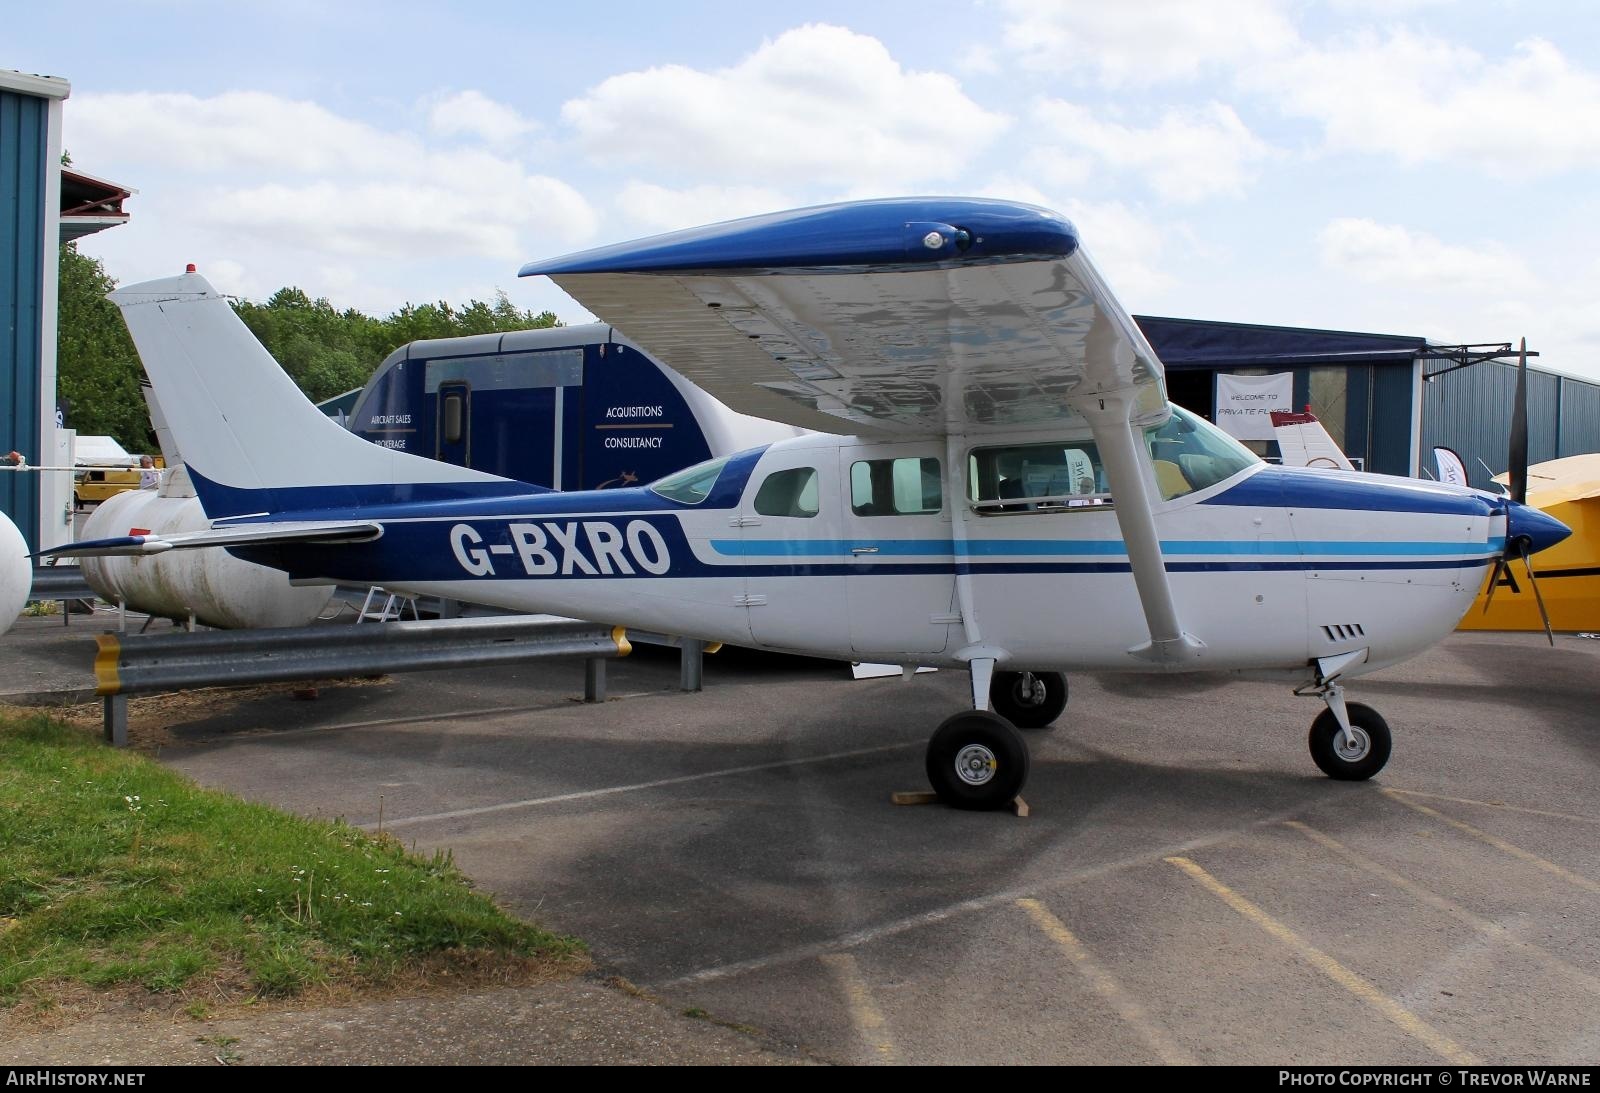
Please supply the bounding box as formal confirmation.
[890,790,1030,817]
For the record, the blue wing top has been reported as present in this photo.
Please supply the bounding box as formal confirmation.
[521,198,1167,438]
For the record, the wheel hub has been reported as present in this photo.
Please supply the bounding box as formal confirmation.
[1334,726,1371,762]
[954,744,998,786]
[1012,673,1044,707]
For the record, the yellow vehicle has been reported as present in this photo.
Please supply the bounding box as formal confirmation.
[73,467,142,508]
[1460,454,1600,633]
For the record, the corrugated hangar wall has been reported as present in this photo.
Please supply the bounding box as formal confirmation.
[1136,316,1424,477]
[1421,359,1600,491]
[0,87,48,549]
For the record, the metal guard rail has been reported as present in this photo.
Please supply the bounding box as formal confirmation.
[94,616,631,697]
[31,565,96,603]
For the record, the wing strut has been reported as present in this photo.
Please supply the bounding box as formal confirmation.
[1078,392,1205,666]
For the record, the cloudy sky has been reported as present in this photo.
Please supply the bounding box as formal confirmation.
[12,1,1600,378]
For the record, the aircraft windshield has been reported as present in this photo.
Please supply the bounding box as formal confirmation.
[1145,405,1260,500]
[648,455,732,505]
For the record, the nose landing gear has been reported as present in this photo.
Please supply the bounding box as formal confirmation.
[1298,662,1392,781]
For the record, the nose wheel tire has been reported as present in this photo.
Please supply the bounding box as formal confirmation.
[926,710,1030,810]
[1308,703,1392,781]
[989,671,1068,729]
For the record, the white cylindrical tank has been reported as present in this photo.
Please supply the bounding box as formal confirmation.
[81,466,334,629]
[0,513,29,635]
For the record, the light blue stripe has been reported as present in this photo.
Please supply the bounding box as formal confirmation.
[712,537,1506,559]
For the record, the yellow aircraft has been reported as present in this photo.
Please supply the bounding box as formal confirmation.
[1460,453,1600,634]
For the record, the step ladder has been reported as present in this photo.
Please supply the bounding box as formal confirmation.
[357,586,420,623]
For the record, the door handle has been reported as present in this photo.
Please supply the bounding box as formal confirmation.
[851,546,879,554]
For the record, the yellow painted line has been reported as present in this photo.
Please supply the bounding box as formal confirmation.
[612,626,632,657]
[1387,788,1600,827]
[1285,822,1600,997]
[1164,856,1481,1065]
[818,953,898,1064]
[1018,899,1198,1066]
[93,633,121,696]
[1383,789,1600,896]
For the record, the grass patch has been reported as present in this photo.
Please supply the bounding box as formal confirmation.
[0,713,583,1012]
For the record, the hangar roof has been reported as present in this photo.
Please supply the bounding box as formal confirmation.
[0,69,70,99]
[1134,314,1427,369]
[60,168,134,242]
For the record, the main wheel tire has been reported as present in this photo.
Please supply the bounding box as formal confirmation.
[989,671,1068,729]
[925,710,1030,810]
[1308,703,1392,781]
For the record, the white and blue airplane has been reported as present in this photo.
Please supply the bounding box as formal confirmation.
[56,198,1569,810]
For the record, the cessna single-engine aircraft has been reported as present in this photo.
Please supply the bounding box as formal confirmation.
[57,198,1570,810]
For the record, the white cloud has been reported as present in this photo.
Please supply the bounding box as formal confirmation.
[427,90,538,144]
[561,24,1010,188]
[1000,0,1298,86]
[69,91,417,173]
[1031,100,1270,202]
[201,174,594,262]
[973,178,1175,301]
[66,90,595,265]
[1247,33,1600,174]
[1318,218,1537,295]
[614,182,795,234]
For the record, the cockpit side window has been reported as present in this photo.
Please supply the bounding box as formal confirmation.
[1145,404,1260,500]
[753,467,819,518]
[968,442,1112,515]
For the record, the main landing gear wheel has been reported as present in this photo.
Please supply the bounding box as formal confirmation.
[925,710,1030,811]
[989,671,1068,729]
[1308,702,1392,781]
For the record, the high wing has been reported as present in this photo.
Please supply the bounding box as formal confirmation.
[520,198,1168,438]
[38,520,383,559]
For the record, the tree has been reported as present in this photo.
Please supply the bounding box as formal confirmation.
[56,244,152,452]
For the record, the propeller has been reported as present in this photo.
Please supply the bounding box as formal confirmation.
[1482,338,1555,644]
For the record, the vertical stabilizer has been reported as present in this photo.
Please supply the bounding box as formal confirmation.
[110,273,526,518]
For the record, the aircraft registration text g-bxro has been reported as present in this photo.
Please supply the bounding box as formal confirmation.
[449,518,672,577]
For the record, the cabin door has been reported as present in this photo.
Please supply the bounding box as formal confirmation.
[839,443,957,656]
[737,445,846,652]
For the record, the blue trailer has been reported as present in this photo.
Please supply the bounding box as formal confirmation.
[347,324,797,490]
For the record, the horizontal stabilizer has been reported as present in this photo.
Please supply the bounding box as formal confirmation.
[37,520,383,559]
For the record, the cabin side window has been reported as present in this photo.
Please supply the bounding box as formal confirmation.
[850,457,940,516]
[968,442,1111,515]
[649,454,732,505]
[753,467,819,518]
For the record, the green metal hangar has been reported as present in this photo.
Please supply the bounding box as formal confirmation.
[1,69,132,551]
[1133,315,1600,489]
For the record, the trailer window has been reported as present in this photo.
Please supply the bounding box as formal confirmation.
[649,454,731,505]
[851,457,940,516]
[442,393,465,444]
[753,468,819,518]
